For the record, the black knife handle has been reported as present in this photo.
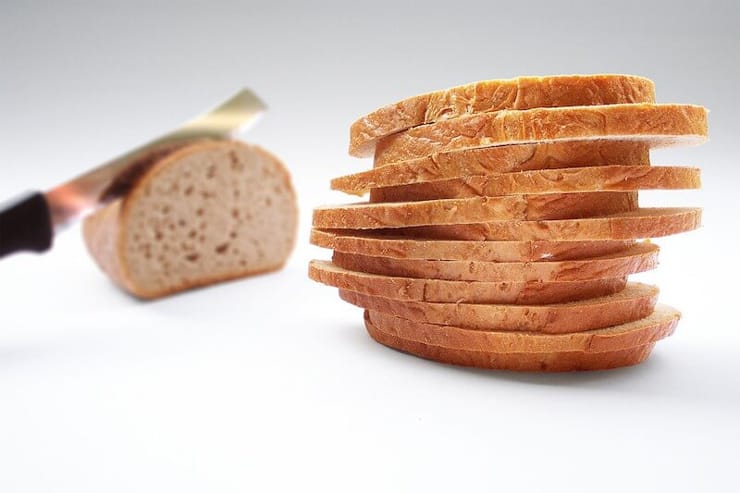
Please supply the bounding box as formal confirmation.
[0,191,53,258]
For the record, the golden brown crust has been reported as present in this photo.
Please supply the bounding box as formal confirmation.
[311,229,634,262]
[334,141,652,195]
[369,166,701,202]
[331,242,658,282]
[373,104,708,167]
[309,260,628,304]
[396,207,702,241]
[341,283,658,333]
[365,314,658,372]
[349,74,656,157]
[313,192,638,229]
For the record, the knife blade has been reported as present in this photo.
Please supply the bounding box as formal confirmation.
[0,88,267,258]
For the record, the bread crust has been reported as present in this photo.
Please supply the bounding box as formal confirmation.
[368,166,701,202]
[313,192,638,229]
[309,260,627,304]
[341,283,658,333]
[83,140,297,299]
[373,104,708,167]
[350,74,656,156]
[365,314,658,372]
[396,208,701,241]
[311,229,634,262]
[334,141,652,195]
[331,242,658,282]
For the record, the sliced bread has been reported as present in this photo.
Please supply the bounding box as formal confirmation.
[331,242,658,282]
[83,140,298,299]
[394,207,701,241]
[365,313,664,371]
[367,305,679,352]
[369,166,701,202]
[311,229,634,262]
[334,141,651,195]
[349,74,656,156]
[313,192,638,229]
[309,260,627,304]
[373,104,708,166]
[342,283,658,332]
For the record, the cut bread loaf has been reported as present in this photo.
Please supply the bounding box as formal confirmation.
[396,207,701,241]
[365,314,664,371]
[349,74,656,156]
[83,140,298,299]
[334,141,651,195]
[341,282,658,332]
[367,304,678,352]
[374,104,708,167]
[331,242,658,282]
[369,166,701,202]
[309,260,628,304]
[313,192,637,229]
[311,229,634,262]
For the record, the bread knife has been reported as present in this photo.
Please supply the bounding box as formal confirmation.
[0,88,266,258]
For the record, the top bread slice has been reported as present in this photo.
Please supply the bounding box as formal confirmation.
[374,104,708,167]
[83,140,298,299]
[349,74,656,156]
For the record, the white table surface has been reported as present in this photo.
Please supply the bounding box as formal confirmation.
[1,1,739,491]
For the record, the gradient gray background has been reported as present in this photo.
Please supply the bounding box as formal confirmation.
[1,1,739,492]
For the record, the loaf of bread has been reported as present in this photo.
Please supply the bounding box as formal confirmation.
[84,140,298,299]
[310,73,705,371]
[350,74,656,156]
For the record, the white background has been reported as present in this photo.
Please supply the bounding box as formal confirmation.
[1,1,739,491]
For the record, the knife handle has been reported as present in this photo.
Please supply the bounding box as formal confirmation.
[0,191,53,258]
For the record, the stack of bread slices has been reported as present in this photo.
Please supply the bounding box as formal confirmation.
[310,74,707,371]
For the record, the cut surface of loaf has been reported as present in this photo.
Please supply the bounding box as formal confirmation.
[83,140,298,299]
[365,314,659,372]
[332,242,658,282]
[313,192,637,229]
[349,74,656,156]
[334,141,651,195]
[311,229,634,262]
[395,207,701,241]
[308,260,628,304]
[367,305,679,352]
[373,104,708,167]
[369,166,701,202]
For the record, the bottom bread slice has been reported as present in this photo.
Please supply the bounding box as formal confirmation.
[340,283,658,333]
[309,260,628,304]
[364,308,677,372]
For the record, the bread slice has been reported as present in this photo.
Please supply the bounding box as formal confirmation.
[334,141,651,195]
[369,166,701,202]
[367,304,679,352]
[374,104,708,166]
[311,229,634,262]
[332,242,657,282]
[309,260,628,304]
[364,313,664,371]
[349,74,656,156]
[83,140,298,299]
[342,283,658,332]
[313,192,637,229]
[394,207,701,241]
[365,305,680,371]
